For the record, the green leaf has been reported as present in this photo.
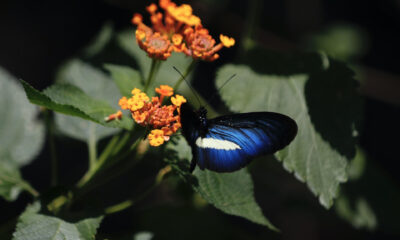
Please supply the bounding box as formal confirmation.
[54,59,129,141]
[21,80,92,121]
[0,163,28,201]
[13,202,103,240]
[133,232,154,240]
[335,196,376,230]
[335,147,400,233]
[0,70,45,167]
[305,24,368,61]
[22,79,132,133]
[82,22,114,58]
[216,59,360,208]
[104,64,143,97]
[165,137,277,230]
[0,67,44,201]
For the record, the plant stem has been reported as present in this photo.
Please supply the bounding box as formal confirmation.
[88,124,97,170]
[237,0,262,59]
[44,109,58,186]
[76,127,143,189]
[104,165,171,214]
[173,59,196,91]
[97,134,120,165]
[21,181,39,198]
[144,59,159,93]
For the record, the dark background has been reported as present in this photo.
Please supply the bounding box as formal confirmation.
[0,0,399,239]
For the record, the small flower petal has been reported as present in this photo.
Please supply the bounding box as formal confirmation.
[148,129,165,146]
[156,85,174,97]
[171,94,187,107]
[220,34,235,47]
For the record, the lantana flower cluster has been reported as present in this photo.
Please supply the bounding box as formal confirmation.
[119,85,186,146]
[132,0,235,61]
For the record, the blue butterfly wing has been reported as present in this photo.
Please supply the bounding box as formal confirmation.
[194,112,297,172]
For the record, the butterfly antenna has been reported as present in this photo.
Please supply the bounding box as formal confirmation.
[173,66,202,107]
[208,74,236,105]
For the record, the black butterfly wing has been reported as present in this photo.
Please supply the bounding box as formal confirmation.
[191,112,297,172]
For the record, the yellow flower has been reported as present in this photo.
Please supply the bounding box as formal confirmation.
[166,4,201,26]
[148,129,165,146]
[171,94,186,107]
[119,85,185,147]
[220,34,235,47]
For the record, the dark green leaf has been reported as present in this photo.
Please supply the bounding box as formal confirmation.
[165,137,277,230]
[335,147,400,233]
[104,64,143,97]
[0,67,44,201]
[21,80,92,121]
[22,80,132,131]
[216,58,360,208]
[13,202,103,240]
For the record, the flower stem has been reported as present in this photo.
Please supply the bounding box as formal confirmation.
[144,59,160,93]
[104,165,171,215]
[88,124,97,171]
[21,181,39,198]
[44,109,58,186]
[173,59,196,91]
[76,127,143,189]
[237,0,262,59]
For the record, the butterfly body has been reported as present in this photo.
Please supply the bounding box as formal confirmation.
[180,103,298,173]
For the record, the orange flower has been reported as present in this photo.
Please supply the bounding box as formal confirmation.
[156,85,174,97]
[119,85,186,147]
[104,110,123,122]
[131,0,234,61]
[182,26,235,61]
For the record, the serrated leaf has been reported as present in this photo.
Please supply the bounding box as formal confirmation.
[54,59,128,141]
[216,60,360,208]
[22,80,132,131]
[165,137,277,230]
[13,202,103,240]
[0,67,44,201]
[104,64,143,97]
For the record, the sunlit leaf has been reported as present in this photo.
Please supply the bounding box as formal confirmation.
[54,59,128,142]
[22,80,132,132]
[13,202,103,240]
[0,67,44,201]
[216,59,360,208]
[165,136,277,230]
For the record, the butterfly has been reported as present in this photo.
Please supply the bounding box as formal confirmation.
[180,103,298,173]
